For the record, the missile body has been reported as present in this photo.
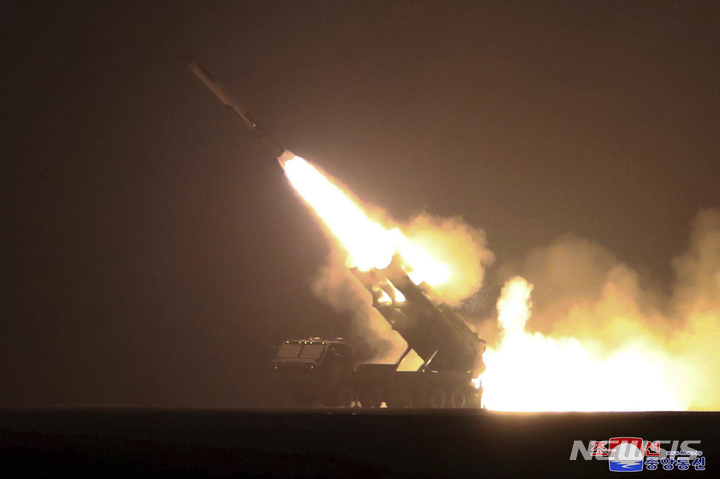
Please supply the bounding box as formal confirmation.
[190,62,284,155]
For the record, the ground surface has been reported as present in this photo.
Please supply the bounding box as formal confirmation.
[0,409,717,478]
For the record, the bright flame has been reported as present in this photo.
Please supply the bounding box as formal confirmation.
[393,231,451,285]
[374,283,406,305]
[282,153,395,271]
[478,277,688,411]
[281,152,448,284]
[280,150,700,411]
[391,285,406,303]
[375,288,392,305]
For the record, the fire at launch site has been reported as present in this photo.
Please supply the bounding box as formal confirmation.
[188,61,719,413]
[277,151,720,412]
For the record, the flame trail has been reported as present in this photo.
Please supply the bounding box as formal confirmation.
[279,150,719,411]
[280,152,451,286]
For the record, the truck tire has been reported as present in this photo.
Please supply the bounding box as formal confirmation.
[430,388,446,408]
[360,386,383,408]
[326,384,354,408]
[339,385,355,408]
[450,388,466,409]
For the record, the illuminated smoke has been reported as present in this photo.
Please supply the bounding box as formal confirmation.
[479,277,686,411]
[310,247,408,363]
[281,151,720,411]
[280,152,491,360]
[481,210,720,410]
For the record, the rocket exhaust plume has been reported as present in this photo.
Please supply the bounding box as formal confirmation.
[190,62,719,411]
[279,151,720,411]
[280,153,456,284]
[279,152,491,376]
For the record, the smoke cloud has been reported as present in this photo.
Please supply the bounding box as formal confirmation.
[311,247,407,363]
[401,214,494,305]
[310,212,493,363]
[293,153,719,409]
[494,209,720,410]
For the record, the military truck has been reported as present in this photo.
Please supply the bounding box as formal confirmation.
[272,256,486,409]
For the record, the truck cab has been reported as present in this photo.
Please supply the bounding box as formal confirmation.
[272,338,355,407]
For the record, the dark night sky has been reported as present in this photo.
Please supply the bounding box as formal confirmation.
[3,1,719,406]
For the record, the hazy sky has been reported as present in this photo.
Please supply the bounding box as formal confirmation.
[4,1,719,406]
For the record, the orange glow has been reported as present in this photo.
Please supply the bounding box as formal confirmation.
[375,288,392,305]
[477,277,688,411]
[280,152,448,286]
[280,150,703,412]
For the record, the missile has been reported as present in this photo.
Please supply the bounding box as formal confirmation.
[189,62,285,155]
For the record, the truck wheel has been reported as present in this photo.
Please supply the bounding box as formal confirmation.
[336,385,354,408]
[430,388,446,408]
[450,388,466,409]
[324,385,354,408]
[360,386,383,408]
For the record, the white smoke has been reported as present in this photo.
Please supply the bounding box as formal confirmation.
[492,209,720,410]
